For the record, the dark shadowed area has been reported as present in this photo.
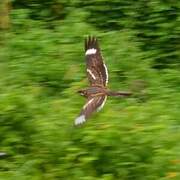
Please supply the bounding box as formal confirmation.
[0,0,180,179]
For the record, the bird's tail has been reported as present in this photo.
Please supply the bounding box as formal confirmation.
[107,91,132,97]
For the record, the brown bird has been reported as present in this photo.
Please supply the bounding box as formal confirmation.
[75,36,131,125]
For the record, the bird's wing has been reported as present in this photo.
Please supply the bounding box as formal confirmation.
[75,95,107,125]
[85,36,108,87]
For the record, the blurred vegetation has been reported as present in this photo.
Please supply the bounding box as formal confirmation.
[0,0,180,179]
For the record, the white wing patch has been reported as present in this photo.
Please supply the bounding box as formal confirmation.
[97,96,107,112]
[87,68,96,80]
[85,48,97,55]
[83,98,94,109]
[103,63,108,85]
[75,115,86,125]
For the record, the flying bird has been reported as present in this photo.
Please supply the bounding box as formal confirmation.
[75,36,131,125]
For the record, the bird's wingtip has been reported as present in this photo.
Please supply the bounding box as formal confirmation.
[74,115,86,126]
[85,35,99,51]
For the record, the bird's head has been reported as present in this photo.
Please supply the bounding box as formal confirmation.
[77,90,87,97]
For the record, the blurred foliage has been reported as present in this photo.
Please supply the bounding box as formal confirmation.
[0,0,180,179]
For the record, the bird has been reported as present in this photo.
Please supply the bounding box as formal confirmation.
[75,36,131,125]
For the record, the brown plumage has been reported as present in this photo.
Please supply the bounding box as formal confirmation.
[75,36,131,125]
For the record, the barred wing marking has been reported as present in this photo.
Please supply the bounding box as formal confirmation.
[103,63,108,85]
[97,95,107,112]
[87,69,96,80]
[85,36,108,87]
[75,95,107,125]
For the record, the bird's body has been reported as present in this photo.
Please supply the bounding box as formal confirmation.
[78,86,107,98]
[79,86,131,98]
[75,36,131,125]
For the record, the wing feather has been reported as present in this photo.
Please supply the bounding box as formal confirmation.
[85,36,108,87]
[75,95,107,125]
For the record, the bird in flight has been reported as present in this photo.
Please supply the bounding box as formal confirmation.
[75,36,131,125]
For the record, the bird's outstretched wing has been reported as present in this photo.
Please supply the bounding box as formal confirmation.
[75,95,107,125]
[85,36,108,87]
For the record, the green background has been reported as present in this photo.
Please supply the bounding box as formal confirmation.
[0,0,179,179]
